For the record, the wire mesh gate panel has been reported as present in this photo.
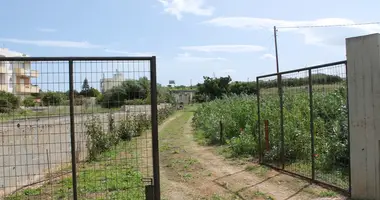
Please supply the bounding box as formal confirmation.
[257,61,350,193]
[0,57,160,200]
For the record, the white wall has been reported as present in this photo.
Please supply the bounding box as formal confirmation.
[346,33,380,200]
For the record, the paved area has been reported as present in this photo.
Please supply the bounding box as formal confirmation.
[0,104,168,197]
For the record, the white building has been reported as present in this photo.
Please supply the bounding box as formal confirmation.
[100,70,124,93]
[0,48,40,96]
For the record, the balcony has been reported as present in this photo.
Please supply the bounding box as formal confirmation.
[16,84,40,94]
[0,84,8,92]
[15,68,38,78]
[0,66,7,73]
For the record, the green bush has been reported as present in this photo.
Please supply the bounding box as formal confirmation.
[117,118,135,141]
[125,99,147,105]
[42,92,64,106]
[23,96,36,107]
[0,91,20,113]
[85,116,118,161]
[84,105,175,161]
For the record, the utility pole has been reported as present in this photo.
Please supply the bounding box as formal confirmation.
[274,25,285,170]
[274,26,280,74]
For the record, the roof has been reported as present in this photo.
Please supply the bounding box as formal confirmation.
[0,48,29,57]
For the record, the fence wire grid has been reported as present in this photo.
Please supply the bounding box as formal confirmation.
[0,57,160,200]
[257,61,350,193]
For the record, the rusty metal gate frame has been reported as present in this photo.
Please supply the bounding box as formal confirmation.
[0,56,160,200]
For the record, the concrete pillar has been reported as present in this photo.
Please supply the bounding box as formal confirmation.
[346,33,380,200]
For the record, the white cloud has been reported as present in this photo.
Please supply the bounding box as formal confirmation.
[37,28,57,32]
[104,48,156,56]
[202,17,380,46]
[176,53,226,62]
[0,38,100,48]
[261,53,276,60]
[158,0,214,20]
[181,45,265,53]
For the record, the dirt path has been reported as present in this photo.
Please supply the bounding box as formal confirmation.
[159,111,347,200]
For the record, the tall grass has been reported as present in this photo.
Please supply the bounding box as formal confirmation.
[192,86,349,188]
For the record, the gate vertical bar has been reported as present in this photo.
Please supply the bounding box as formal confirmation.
[69,59,78,200]
[150,56,160,200]
[345,61,352,194]
[279,75,285,169]
[256,77,262,162]
[308,69,316,180]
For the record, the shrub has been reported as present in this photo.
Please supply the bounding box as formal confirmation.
[84,104,175,161]
[227,133,256,157]
[42,92,64,106]
[85,116,118,161]
[23,96,36,107]
[125,99,147,105]
[117,118,135,141]
[0,91,20,113]
[134,114,150,136]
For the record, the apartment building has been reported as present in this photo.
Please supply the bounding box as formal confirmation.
[100,70,124,93]
[0,48,39,96]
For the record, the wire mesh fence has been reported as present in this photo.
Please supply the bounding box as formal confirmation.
[257,61,350,193]
[0,57,160,200]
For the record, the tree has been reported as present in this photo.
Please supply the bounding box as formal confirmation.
[0,91,20,113]
[82,78,90,92]
[80,87,100,98]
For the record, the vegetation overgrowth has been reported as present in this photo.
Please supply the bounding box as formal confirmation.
[6,105,176,199]
[192,80,349,188]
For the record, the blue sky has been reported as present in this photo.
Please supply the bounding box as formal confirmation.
[0,0,379,90]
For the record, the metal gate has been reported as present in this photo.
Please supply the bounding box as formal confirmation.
[0,57,160,199]
[257,61,350,193]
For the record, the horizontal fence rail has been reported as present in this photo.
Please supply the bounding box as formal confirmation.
[257,61,350,193]
[0,57,160,200]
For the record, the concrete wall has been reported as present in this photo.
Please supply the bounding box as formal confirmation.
[346,33,380,200]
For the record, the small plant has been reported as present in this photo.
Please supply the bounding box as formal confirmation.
[117,118,135,141]
[85,116,113,161]
[134,113,150,136]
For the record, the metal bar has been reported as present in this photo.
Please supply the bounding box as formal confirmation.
[256,77,262,163]
[150,56,160,200]
[256,60,347,79]
[68,60,78,200]
[345,62,352,195]
[279,75,285,169]
[145,185,154,200]
[264,120,270,151]
[260,163,350,195]
[0,56,153,61]
[308,69,316,180]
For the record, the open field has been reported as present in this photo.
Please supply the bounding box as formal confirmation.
[0,104,169,198]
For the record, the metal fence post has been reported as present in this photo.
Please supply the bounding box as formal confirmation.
[256,77,262,163]
[150,56,160,200]
[69,60,78,200]
[219,121,224,144]
[279,75,285,169]
[345,62,352,193]
[308,69,316,180]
